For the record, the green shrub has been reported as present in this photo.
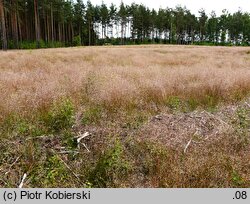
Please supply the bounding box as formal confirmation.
[87,141,131,187]
[165,96,181,110]
[20,41,37,49]
[236,108,249,129]
[1,115,35,137]
[44,99,75,133]
[19,40,65,49]
[39,40,46,48]
[73,35,82,46]
[62,130,78,150]
[16,120,30,135]
[231,171,244,187]
[187,98,199,111]
[43,155,70,187]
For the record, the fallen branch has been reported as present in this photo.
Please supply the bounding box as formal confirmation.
[184,138,193,154]
[76,132,91,151]
[18,173,27,188]
[76,132,90,143]
[57,155,85,186]
[81,143,90,152]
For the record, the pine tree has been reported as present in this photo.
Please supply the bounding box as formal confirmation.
[34,0,41,48]
[0,0,7,50]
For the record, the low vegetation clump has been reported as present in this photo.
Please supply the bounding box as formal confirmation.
[43,99,75,133]
[0,45,250,187]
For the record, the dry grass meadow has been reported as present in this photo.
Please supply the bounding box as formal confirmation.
[0,45,250,187]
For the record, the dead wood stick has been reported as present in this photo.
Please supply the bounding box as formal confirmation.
[76,132,91,151]
[18,173,27,188]
[184,138,193,154]
[56,154,85,186]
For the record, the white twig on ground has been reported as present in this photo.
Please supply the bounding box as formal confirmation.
[81,143,90,152]
[154,115,163,120]
[76,132,91,151]
[245,102,250,108]
[76,132,90,143]
[57,155,85,185]
[18,173,27,188]
[184,138,193,154]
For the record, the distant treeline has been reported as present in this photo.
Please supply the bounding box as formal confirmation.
[0,0,250,50]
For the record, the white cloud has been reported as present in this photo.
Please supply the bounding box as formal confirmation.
[88,0,250,15]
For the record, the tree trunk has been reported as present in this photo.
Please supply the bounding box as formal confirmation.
[34,0,40,48]
[121,23,124,45]
[25,5,29,40]
[62,22,65,44]
[70,24,72,44]
[58,23,61,42]
[17,12,22,43]
[11,0,19,48]
[51,3,54,45]
[88,21,91,46]
[0,0,7,50]
[43,4,47,43]
[46,15,50,42]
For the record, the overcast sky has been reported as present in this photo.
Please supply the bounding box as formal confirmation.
[88,0,250,16]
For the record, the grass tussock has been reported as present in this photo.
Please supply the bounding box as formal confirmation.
[0,45,250,188]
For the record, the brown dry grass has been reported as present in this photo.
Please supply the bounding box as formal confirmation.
[0,45,250,188]
[1,45,250,119]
